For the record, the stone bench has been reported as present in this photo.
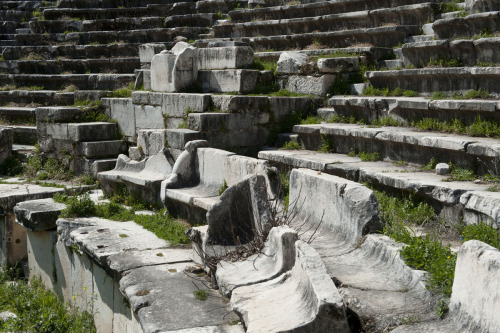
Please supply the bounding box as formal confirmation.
[232,25,421,51]
[391,240,500,332]
[294,122,500,176]
[29,17,164,33]
[0,73,135,90]
[215,4,433,38]
[259,149,500,226]
[43,7,150,20]
[161,141,278,223]
[326,96,500,125]
[229,0,435,22]
[16,57,140,75]
[432,11,500,39]
[284,168,435,331]
[366,67,500,96]
[231,239,350,333]
[2,43,141,61]
[98,149,175,204]
[402,37,500,67]
[254,46,392,62]
[16,27,203,46]
[0,89,74,106]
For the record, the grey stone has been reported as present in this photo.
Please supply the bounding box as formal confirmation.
[231,240,350,333]
[0,183,65,212]
[57,217,169,266]
[461,191,500,228]
[162,93,211,117]
[102,98,136,140]
[166,129,203,149]
[198,69,259,93]
[0,311,17,321]
[277,52,308,75]
[216,226,298,296]
[14,198,66,232]
[317,56,364,73]
[436,162,450,175]
[283,74,335,96]
[197,46,254,70]
[151,42,198,92]
[0,128,13,165]
[139,43,166,64]
[137,129,168,156]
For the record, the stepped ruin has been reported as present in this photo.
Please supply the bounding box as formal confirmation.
[0,0,500,331]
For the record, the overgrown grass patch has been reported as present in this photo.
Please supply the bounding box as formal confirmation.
[461,223,500,249]
[54,193,190,246]
[0,267,95,333]
[280,141,302,150]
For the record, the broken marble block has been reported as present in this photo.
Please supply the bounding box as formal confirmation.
[216,226,298,296]
[231,240,350,333]
[151,42,198,92]
[277,52,308,75]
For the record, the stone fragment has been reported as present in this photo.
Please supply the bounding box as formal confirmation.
[14,198,66,232]
[277,52,308,75]
[283,74,336,96]
[436,162,450,175]
[0,311,17,321]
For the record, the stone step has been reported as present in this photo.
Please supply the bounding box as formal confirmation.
[0,21,20,34]
[2,43,142,60]
[76,139,126,158]
[15,28,31,34]
[2,125,38,144]
[406,34,434,42]
[43,7,151,20]
[254,46,394,62]
[0,90,74,106]
[367,67,500,96]
[0,10,32,21]
[325,96,500,124]
[401,37,500,67]
[147,0,229,16]
[164,13,216,28]
[229,0,434,22]
[0,2,43,10]
[29,17,165,33]
[432,11,500,39]
[10,57,141,75]
[0,73,135,90]
[15,27,205,46]
[0,106,36,118]
[258,149,500,226]
[292,123,500,176]
[214,3,434,38]
[56,0,198,9]
[44,122,119,142]
[0,40,16,47]
[223,25,421,51]
[0,34,16,40]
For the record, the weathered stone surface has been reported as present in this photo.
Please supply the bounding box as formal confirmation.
[283,74,335,96]
[0,311,17,321]
[231,240,350,333]
[460,191,500,228]
[137,129,167,156]
[197,45,254,70]
[0,183,65,212]
[139,43,166,64]
[14,198,66,232]
[216,226,298,296]
[277,52,308,75]
[317,56,365,73]
[151,42,198,92]
[57,217,169,267]
[98,149,175,204]
[0,128,13,165]
[198,69,259,93]
[102,98,136,140]
[436,162,450,175]
[166,129,203,150]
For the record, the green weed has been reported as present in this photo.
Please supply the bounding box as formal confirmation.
[318,134,335,153]
[280,141,302,150]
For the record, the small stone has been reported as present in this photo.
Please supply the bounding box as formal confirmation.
[185,265,204,274]
[173,36,188,43]
[0,311,17,321]
[435,163,450,175]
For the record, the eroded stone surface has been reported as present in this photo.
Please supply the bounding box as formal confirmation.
[14,198,66,231]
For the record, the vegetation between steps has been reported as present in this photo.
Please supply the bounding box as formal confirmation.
[374,187,500,303]
[53,192,190,246]
[0,266,95,333]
